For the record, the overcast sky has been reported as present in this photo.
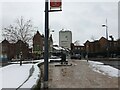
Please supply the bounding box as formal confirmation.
[0,0,119,45]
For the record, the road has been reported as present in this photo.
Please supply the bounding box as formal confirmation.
[40,59,119,88]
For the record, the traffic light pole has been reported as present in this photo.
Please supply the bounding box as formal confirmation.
[44,0,49,88]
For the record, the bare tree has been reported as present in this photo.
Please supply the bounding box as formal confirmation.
[2,17,35,44]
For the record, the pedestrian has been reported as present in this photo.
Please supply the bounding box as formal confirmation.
[85,55,88,62]
[61,52,66,64]
[20,52,23,66]
[20,60,22,66]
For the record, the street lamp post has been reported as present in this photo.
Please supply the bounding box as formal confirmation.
[49,28,54,37]
[102,19,108,40]
[109,35,114,57]
[102,19,109,57]
[86,45,89,62]
[49,29,54,57]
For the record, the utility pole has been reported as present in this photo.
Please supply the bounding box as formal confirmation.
[44,0,49,88]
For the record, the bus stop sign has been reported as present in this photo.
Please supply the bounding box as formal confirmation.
[50,0,62,8]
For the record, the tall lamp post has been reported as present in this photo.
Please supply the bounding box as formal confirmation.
[102,19,109,57]
[86,45,89,62]
[102,19,108,40]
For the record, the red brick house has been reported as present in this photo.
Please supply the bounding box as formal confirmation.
[33,31,43,59]
[0,39,29,61]
[0,39,11,61]
[32,31,53,59]
[70,43,85,58]
[15,40,29,59]
[84,37,120,58]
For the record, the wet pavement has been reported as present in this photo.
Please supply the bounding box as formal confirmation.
[44,59,119,88]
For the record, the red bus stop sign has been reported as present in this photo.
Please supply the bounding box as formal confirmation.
[50,0,62,8]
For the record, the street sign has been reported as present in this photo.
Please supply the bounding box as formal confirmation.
[50,0,62,9]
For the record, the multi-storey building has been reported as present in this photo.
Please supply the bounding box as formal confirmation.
[33,31,53,59]
[33,31,43,59]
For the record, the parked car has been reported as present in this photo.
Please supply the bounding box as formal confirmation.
[71,54,81,59]
[50,55,59,59]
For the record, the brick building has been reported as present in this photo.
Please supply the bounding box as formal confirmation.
[32,31,53,59]
[15,40,29,59]
[84,37,120,58]
[71,43,85,58]
[33,31,43,59]
[0,39,29,62]
[0,39,11,61]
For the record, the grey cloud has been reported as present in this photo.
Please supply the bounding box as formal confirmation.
[1,1,118,44]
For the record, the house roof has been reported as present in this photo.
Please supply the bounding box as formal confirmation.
[33,31,42,39]
[2,39,9,44]
[53,46,65,51]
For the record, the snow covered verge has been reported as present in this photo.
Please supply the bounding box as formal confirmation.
[88,60,120,77]
[20,63,41,88]
[0,60,44,90]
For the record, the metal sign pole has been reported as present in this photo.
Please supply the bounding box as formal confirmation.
[44,0,62,88]
[44,0,49,88]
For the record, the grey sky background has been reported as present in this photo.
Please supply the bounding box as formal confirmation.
[0,0,119,45]
[118,2,120,38]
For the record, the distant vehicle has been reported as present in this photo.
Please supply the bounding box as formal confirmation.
[71,54,81,59]
[116,55,120,58]
[11,58,20,61]
[50,55,59,59]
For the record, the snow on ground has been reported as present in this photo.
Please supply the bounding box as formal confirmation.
[20,63,40,88]
[19,59,45,88]
[0,59,44,90]
[49,58,61,61]
[88,60,120,77]
[1,59,119,89]
[0,58,61,89]
[2,64,33,88]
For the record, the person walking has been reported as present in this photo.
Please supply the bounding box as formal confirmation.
[61,52,66,64]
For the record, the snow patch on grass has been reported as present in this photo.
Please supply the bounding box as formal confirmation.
[89,60,120,77]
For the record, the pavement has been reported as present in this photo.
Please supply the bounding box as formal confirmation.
[40,59,119,89]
